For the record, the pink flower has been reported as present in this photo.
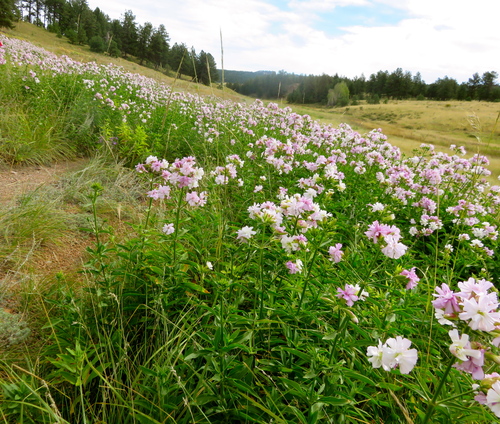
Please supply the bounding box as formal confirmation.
[432,283,460,313]
[157,185,171,199]
[381,235,408,259]
[185,191,207,207]
[328,243,344,263]
[135,163,147,173]
[336,284,368,307]
[162,223,175,235]
[400,267,420,289]
[365,221,399,244]
[454,350,485,380]
[286,259,303,274]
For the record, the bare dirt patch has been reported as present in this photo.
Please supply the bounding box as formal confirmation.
[0,159,89,205]
[1,159,91,311]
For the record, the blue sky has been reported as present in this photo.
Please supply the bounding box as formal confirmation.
[85,0,500,84]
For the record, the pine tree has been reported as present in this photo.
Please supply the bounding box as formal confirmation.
[196,51,218,85]
[120,10,138,58]
[137,22,153,65]
[0,0,16,29]
[148,24,169,70]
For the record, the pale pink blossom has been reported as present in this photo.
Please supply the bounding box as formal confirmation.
[486,381,500,417]
[381,235,408,259]
[328,243,344,263]
[162,223,175,235]
[400,267,420,289]
[459,294,500,332]
[336,284,368,307]
[286,259,303,274]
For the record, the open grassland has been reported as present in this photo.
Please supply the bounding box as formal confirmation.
[293,101,500,175]
[2,24,500,424]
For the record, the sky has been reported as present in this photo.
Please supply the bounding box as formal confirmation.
[85,0,500,84]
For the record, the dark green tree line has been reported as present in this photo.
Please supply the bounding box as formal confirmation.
[229,67,499,105]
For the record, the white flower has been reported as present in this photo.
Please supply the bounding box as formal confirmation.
[367,336,418,374]
[367,340,385,369]
[435,308,456,326]
[236,226,256,242]
[370,202,385,212]
[459,294,500,332]
[384,336,418,374]
[448,329,482,361]
[486,381,500,417]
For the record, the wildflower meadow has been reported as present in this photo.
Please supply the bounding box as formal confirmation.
[1,35,500,423]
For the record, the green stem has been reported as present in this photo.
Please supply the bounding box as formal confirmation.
[296,233,324,316]
[257,223,268,320]
[172,188,185,265]
[422,355,456,424]
[438,388,477,404]
[329,312,348,364]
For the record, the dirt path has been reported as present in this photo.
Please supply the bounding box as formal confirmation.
[1,158,91,301]
[0,159,89,205]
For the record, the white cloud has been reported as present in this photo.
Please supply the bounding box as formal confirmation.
[86,0,500,83]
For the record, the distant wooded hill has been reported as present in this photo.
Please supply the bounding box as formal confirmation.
[221,68,500,105]
[219,70,276,84]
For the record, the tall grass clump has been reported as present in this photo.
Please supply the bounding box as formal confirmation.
[0,186,68,269]
[1,36,500,423]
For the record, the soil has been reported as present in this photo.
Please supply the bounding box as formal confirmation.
[0,159,89,205]
[0,159,91,313]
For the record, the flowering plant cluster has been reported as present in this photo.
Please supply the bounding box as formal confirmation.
[2,35,500,423]
[432,278,500,416]
[365,220,408,259]
[137,155,207,207]
[367,336,418,374]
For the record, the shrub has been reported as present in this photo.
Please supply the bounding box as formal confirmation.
[89,35,105,53]
[367,93,380,104]
[65,29,77,44]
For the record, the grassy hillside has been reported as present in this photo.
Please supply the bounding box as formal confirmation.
[1,21,248,103]
[2,22,498,174]
[1,23,500,424]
